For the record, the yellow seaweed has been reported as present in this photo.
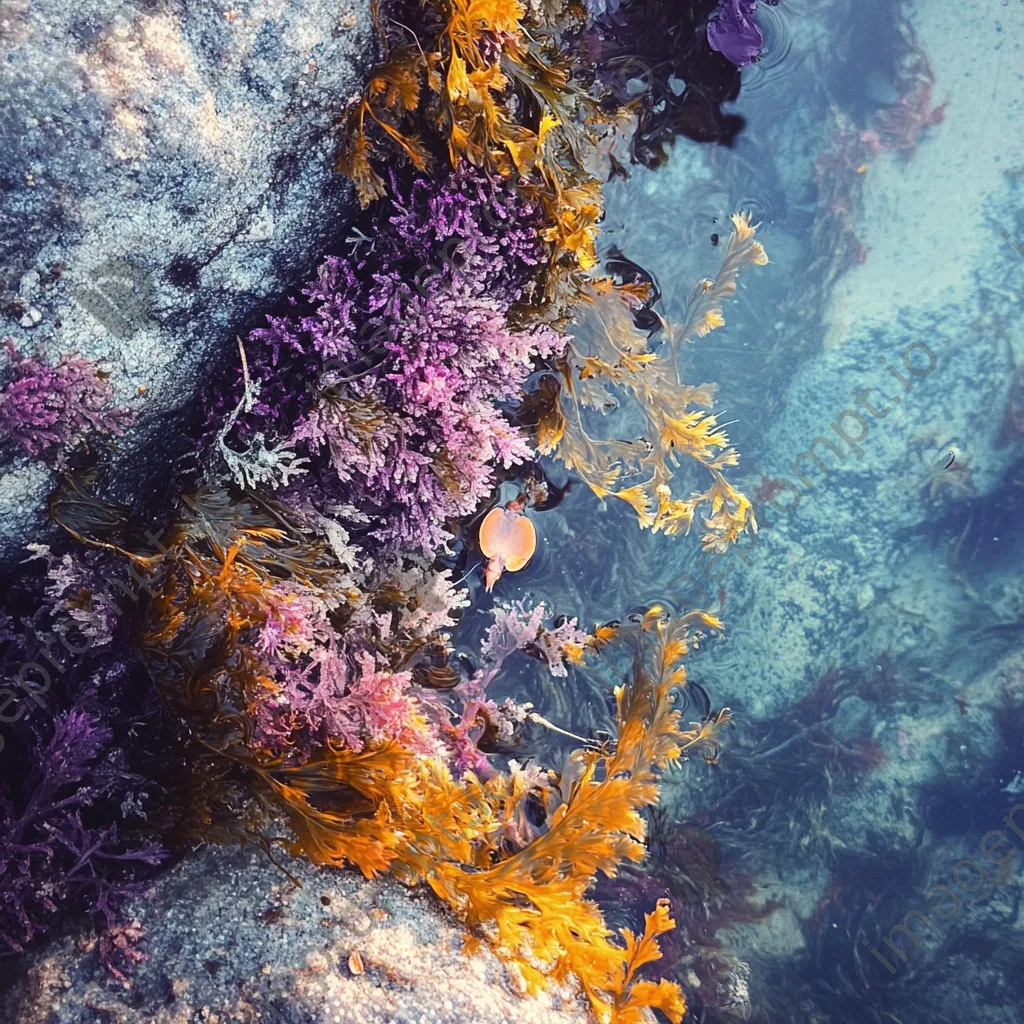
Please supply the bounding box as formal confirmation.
[537,213,767,551]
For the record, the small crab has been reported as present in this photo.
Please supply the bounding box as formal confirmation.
[922,443,974,501]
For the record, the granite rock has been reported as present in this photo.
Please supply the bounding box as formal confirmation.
[0,0,376,558]
[1,844,596,1024]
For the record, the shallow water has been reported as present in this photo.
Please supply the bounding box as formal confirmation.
[460,0,1024,1020]
[1,0,1022,1019]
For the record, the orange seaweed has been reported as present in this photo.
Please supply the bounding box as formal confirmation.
[53,476,720,1023]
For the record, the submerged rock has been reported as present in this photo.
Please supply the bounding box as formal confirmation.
[0,0,377,558]
[1,845,594,1024]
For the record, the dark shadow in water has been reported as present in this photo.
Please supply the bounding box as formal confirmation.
[904,457,1024,574]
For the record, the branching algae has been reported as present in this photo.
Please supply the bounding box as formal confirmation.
[13,3,755,1018]
[55,476,724,1022]
[337,0,607,290]
[533,213,767,551]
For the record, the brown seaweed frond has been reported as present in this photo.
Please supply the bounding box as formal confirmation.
[608,899,688,1024]
[671,212,768,346]
[534,214,765,550]
[231,737,558,887]
[132,488,359,761]
[48,467,164,568]
[170,486,343,589]
[336,46,433,205]
[187,606,712,1021]
[256,744,420,878]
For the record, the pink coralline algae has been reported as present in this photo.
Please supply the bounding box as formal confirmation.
[281,648,444,758]
[478,600,589,681]
[445,600,589,777]
[0,339,131,464]
[229,167,563,555]
[247,583,582,780]
[243,552,470,761]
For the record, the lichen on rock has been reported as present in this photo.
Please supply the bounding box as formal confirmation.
[0,0,379,557]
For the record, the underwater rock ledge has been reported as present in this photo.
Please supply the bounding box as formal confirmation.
[2,844,595,1024]
[0,0,378,559]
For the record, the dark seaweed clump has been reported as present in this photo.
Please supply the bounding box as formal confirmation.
[587,0,748,164]
[0,530,173,984]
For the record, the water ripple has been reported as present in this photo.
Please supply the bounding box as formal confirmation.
[742,1,800,97]
[734,190,780,225]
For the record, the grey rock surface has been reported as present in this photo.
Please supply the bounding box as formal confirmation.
[0,0,376,558]
[2,844,596,1024]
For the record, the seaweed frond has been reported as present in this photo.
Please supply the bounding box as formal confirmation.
[427,606,709,1022]
[336,46,432,205]
[671,213,769,346]
[532,213,766,551]
[257,743,420,877]
[609,898,688,1024]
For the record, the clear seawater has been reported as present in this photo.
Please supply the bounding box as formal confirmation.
[458,0,1024,1020]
